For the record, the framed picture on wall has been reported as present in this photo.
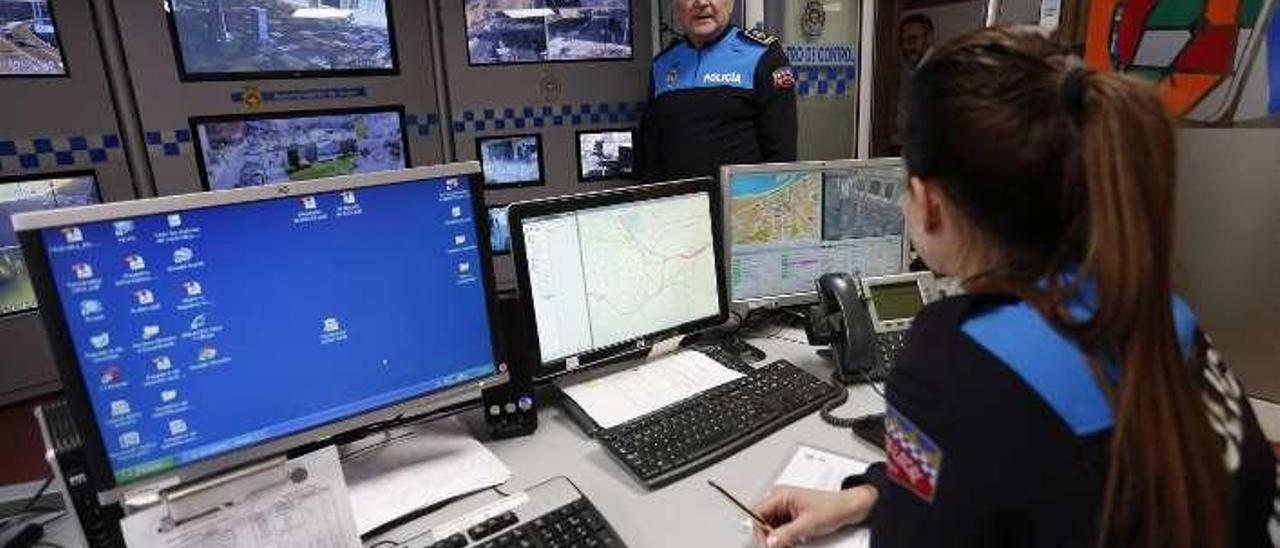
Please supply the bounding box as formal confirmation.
[463,0,634,66]
[190,106,410,192]
[165,0,400,81]
[476,134,545,188]
[0,170,100,318]
[487,204,511,255]
[575,128,634,182]
[0,0,69,77]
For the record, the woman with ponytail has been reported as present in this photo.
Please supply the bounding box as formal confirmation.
[751,26,1278,548]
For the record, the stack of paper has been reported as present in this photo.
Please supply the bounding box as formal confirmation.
[771,445,872,548]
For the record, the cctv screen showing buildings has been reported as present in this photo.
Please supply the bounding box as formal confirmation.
[577,129,633,181]
[0,174,99,317]
[194,109,406,191]
[477,134,543,187]
[488,205,510,254]
[169,0,396,78]
[465,0,632,65]
[0,0,67,76]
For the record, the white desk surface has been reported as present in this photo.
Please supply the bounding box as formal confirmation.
[46,328,888,548]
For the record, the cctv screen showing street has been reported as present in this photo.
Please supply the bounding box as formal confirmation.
[170,0,396,78]
[465,0,632,65]
[0,0,67,76]
[194,109,407,191]
[0,173,99,317]
[577,129,633,181]
[477,134,543,187]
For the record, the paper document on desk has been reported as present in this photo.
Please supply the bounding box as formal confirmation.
[120,445,360,548]
[772,445,872,548]
[560,350,745,429]
[341,416,511,534]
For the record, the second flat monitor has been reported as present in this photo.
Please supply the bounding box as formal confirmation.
[723,158,908,305]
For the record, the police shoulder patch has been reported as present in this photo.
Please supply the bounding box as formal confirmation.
[742,28,778,46]
[771,66,795,90]
[885,403,944,503]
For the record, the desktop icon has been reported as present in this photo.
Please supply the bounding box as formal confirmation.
[153,355,172,371]
[341,191,357,205]
[119,431,140,449]
[446,178,460,191]
[458,262,471,274]
[90,333,110,350]
[451,206,462,218]
[323,318,341,333]
[167,214,182,228]
[135,289,155,306]
[190,314,207,330]
[125,254,146,271]
[302,196,317,210]
[113,220,135,238]
[100,366,123,385]
[454,234,467,246]
[79,300,103,317]
[183,281,203,297]
[72,263,94,280]
[142,325,160,340]
[109,400,130,417]
[173,247,194,264]
[168,419,187,436]
[161,389,177,403]
[198,346,217,362]
[62,226,83,244]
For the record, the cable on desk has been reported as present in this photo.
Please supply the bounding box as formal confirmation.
[819,369,885,429]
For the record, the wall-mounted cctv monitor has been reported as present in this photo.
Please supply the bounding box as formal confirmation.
[166,0,398,81]
[191,106,409,191]
[0,171,100,318]
[488,204,510,255]
[13,163,506,498]
[464,0,633,66]
[721,158,909,307]
[476,133,545,189]
[0,0,67,76]
[575,128,634,182]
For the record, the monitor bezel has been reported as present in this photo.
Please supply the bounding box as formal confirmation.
[189,105,412,192]
[475,133,547,189]
[574,127,636,183]
[486,203,510,256]
[508,177,729,383]
[0,0,71,79]
[461,0,637,68]
[15,163,509,502]
[163,0,401,82]
[0,169,101,320]
[719,157,911,308]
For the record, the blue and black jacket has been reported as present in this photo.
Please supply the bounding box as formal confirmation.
[638,26,797,182]
[843,291,1278,547]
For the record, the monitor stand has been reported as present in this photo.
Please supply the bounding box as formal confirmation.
[685,328,767,363]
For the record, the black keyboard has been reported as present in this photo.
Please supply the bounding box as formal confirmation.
[597,359,841,488]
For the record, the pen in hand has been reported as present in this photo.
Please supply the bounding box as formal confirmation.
[706,479,773,533]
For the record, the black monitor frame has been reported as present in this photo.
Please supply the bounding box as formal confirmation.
[164,0,401,82]
[508,177,729,383]
[0,0,71,79]
[461,0,636,67]
[574,127,635,183]
[475,133,546,189]
[486,203,511,256]
[15,164,506,498]
[189,105,411,192]
[0,169,101,320]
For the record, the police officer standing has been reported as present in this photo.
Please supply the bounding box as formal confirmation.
[638,0,797,181]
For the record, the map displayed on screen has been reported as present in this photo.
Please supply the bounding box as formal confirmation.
[0,174,98,317]
[0,0,66,76]
[170,0,395,77]
[195,110,406,191]
[465,0,632,65]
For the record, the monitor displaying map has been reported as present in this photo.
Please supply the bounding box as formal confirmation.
[464,0,632,65]
[0,172,99,318]
[0,0,67,76]
[726,160,906,303]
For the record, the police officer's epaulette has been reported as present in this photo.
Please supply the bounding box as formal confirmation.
[741,28,779,46]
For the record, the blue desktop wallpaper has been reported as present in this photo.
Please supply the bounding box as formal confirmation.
[41,176,496,482]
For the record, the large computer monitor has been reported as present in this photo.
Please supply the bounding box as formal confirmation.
[1,171,100,319]
[509,178,728,380]
[0,0,67,76]
[15,163,506,498]
[721,158,908,306]
[463,0,633,66]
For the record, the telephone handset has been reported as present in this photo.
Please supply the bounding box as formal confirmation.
[805,273,878,384]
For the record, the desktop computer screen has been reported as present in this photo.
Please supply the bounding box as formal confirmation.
[14,164,503,492]
[722,158,907,305]
[509,178,727,376]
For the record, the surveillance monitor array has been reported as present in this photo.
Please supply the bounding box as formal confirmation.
[465,0,633,65]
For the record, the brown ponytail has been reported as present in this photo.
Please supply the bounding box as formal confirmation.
[906,26,1229,547]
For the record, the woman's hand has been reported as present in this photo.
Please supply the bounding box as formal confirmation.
[751,485,878,547]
